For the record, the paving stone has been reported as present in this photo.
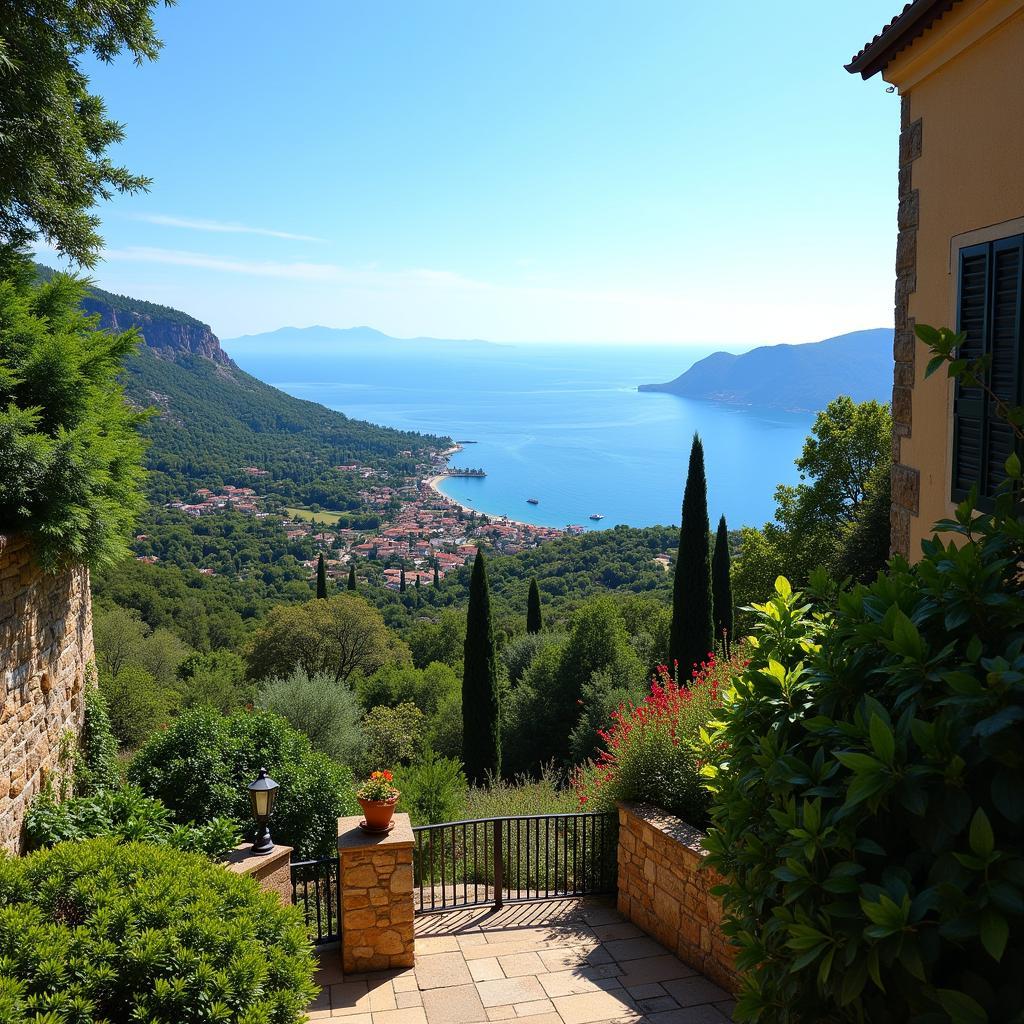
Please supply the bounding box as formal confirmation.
[591,923,645,942]
[368,981,397,1011]
[464,940,551,959]
[416,952,474,990]
[537,945,615,972]
[475,976,547,1008]
[514,999,555,1017]
[647,1008,731,1024]
[308,987,331,1015]
[469,958,505,982]
[486,1007,516,1020]
[604,938,669,962]
[495,951,546,977]
[374,1008,430,1024]
[552,989,638,1024]
[662,978,731,1009]
[417,937,462,955]
[394,975,420,993]
[623,983,666,1000]
[331,1015,371,1024]
[421,984,487,1024]
[635,996,679,1013]
[714,999,737,1018]
[616,956,696,987]
[328,981,371,1016]
[537,968,623,998]
[397,990,424,1008]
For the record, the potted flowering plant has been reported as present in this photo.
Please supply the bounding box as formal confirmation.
[356,770,400,832]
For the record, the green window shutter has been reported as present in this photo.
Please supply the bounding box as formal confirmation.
[953,243,989,501]
[984,236,1024,495]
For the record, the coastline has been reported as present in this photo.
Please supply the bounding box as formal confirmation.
[424,472,550,532]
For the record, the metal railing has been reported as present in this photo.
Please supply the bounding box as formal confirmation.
[412,811,617,915]
[291,856,341,944]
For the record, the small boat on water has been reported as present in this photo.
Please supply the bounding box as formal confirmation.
[526,497,540,505]
[589,513,605,521]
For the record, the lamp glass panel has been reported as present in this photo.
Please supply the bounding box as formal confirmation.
[253,790,270,817]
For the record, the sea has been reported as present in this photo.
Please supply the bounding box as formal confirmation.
[225,339,815,532]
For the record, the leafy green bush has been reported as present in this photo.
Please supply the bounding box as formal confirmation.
[23,785,238,858]
[99,662,178,749]
[128,707,357,856]
[359,701,426,774]
[259,669,362,764]
[704,554,1024,1021]
[74,679,121,795]
[573,657,731,824]
[393,752,467,825]
[464,766,577,819]
[0,263,147,569]
[0,838,315,1023]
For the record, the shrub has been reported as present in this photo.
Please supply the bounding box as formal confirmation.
[128,707,357,856]
[259,668,363,765]
[99,662,178,749]
[394,752,467,825]
[572,656,731,825]
[0,264,147,570]
[23,785,238,859]
[465,766,577,819]
[74,678,120,795]
[0,838,315,1023]
[359,701,425,773]
[703,558,1024,1021]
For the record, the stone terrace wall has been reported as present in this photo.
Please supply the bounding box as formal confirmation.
[0,533,93,853]
[617,802,738,993]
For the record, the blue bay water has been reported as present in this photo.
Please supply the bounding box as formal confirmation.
[226,340,814,531]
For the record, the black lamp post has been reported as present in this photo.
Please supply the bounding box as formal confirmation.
[247,767,280,854]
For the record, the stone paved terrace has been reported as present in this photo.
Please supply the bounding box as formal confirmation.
[309,897,735,1024]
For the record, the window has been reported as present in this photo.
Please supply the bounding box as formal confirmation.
[952,234,1024,502]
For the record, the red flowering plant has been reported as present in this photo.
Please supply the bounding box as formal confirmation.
[572,649,744,827]
[356,770,399,803]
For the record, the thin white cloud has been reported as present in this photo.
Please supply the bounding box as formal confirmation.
[132,214,325,243]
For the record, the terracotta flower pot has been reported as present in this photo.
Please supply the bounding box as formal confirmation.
[358,794,399,832]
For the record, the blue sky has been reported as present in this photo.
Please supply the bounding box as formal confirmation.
[51,1,902,344]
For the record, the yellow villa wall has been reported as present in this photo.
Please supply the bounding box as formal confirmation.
[884,0,1024,557]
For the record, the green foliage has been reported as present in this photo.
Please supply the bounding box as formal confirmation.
[527,577,543,634]
[463,550,501,783]
[733,397,892,611]
[712,514,734,652]
[407,609,465,669]
[0,4,165,264]
[245,593,408,683]
[393,751,468,825]
[74,679,120,795]
[175,649,253,712]
[99,663,178,749]
[574,659,729,824]
[0,838,316,1023]
[360,702,426,774]
[0,264,147,568]
[316,552,328,598]
[23,785,238,859]
[669,433,713,680]
[128,707,356,856]
[258,669,362,765]
[357,661,460,720]
[501,632,548,687]
[464,766,578,819]
[704,539,1024,1021]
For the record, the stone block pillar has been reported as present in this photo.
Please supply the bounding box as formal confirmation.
[337,813,415,973]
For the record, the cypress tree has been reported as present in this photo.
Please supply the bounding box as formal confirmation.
[316,553,327,599]
[526,578,542,634]
[433,563,440,587]
[712,514,734,658]
[348,564,357,590]
[462,549,501,783]
[668,433,714,682]
[400,567,406,593]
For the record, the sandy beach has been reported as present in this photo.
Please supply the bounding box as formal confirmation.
[424,467,555,534]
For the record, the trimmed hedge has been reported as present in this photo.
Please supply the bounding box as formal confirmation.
[0,838,316,1023]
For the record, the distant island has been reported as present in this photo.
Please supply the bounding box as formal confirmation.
[638,328,893,412]
[223,324,497,356]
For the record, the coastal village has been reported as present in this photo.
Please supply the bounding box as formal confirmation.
[153,445,566,589]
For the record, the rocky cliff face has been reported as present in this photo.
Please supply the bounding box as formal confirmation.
[81,296,233,366]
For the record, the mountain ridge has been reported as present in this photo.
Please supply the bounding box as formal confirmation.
[638,328,893,412]
[224,324,497,349]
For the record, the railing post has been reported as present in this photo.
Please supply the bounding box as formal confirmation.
[493,818,504,910]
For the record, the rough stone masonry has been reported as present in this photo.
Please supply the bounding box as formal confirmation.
[0,533,93,853]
